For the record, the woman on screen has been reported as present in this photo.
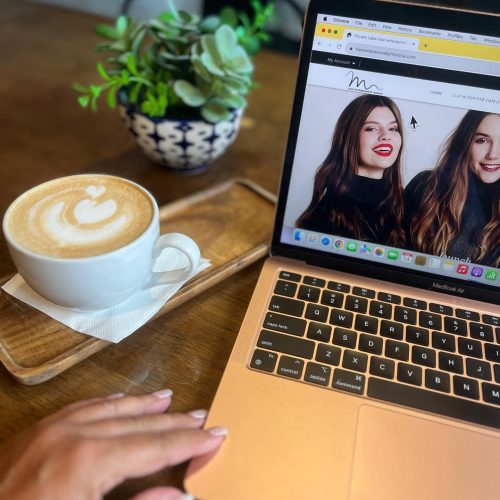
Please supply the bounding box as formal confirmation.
[405,111,499,267]
[296,94,406,246]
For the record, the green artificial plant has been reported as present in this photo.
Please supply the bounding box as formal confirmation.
[74,0,273,123]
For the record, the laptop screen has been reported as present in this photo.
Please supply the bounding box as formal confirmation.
[277,5,499,293]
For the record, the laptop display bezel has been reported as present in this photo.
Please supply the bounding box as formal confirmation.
[271,0,500,306]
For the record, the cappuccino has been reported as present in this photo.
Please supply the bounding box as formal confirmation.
[5,175,154,258]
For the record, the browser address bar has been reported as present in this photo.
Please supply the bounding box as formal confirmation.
[343,31,419,49]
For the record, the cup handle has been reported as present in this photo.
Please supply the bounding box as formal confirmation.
[143,233,201,288]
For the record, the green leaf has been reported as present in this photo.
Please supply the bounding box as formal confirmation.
[174,80,206,107]
[89,85,102,98]
[239,36,260,56]
[220,7,238,27]
[120,69,130,85]
[201,99,230,123]
[199,15,220,33]
[107,88,117,108]
[217,93,246,109]
[129,82,142,104]
[167,0,180,21]
[126,53,138,75]
[73,82,88,93]
[116,16,128,36]
[200,52,225,77]
[96,63,110,81]
[201,33,222,66]
[215,25,238,63]
[78,95,90,108]
[94,24,119,40]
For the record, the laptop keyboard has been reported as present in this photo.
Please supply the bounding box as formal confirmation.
[249,270,500,430]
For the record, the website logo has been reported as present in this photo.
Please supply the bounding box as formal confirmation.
[485,269,497,281]
[359,243,371,254]
[345,70,382,92]
[307,233,318,244]
[415,256,427,266]
[387,250,399,260]
[471,267,483,278]
[374,247,385,257]
[401,252,413,264]
[334,239,345,249]
[428,257,441,269]
[457,264,469,275]
[347,241,358,252]
[442,260,455,272]
[294,229,305,242]
[321,236,331,246]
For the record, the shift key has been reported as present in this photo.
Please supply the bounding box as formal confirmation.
[263,312,306,336]
[257,330,315,359]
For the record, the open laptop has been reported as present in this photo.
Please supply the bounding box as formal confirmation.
[186,1,500,498]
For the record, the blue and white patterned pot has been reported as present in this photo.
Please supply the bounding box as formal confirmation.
[119,105,243,173]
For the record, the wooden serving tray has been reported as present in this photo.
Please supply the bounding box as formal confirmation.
[0,179,276,385]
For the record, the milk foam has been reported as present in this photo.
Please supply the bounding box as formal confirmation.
[6,175,154,258]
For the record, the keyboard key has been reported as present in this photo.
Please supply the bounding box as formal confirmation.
[332,368,365,395]
[377,292,401,304]
[305,303,329,322]
[469,322,494,342]
[397,363,422,386]
[330,309,354,328]
[315,343,341,366]
[304,362,331,386]
[279,270,301,282]
[303,275,326,287]
[342,350,368,373]
[274,280,297,298]
[432,331,456,352]
[352,286,375,299]
[297,285,320,302]
[394,306,417,325]
[425,369,450,393]
[403,297,427,310]
[264,312,306,337]
[444,317,467,336]
[306,322,332,343]
[406,326,430,346]
[466,358,492,381]
[412,346,436,367]
[439,352,463,374]
[368,378,500,430]
[456,309,480,322]
[385,340,409,361]
[355,315,378,334]
[369,301,392,319]
[321,290,344,308]
[482,314,499,327]
[482,382,500,406]
[495,364,500,383]
[370,356,395,379]
[359,333,383,355]
[328,281,350,293]
[380,320,403,340]
[268,296,304,316]
[453,375,479,400]
[277,356,304,379]
[257,330,315,359]
[332,328,357,348]
[250,349,278,372]
[458,338,483,359]
[496,328,500,343]
[429,303,453,316]
[345,295,368,313]
[419,312,442,331]
[485,343,500,363]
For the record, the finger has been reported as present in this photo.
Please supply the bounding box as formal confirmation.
[84,410,207,438]
[66,390,174,423]
[99,427,227,493]
[129,486,192,500]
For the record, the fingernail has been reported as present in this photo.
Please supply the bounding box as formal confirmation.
[208,426,228,437]
[107,392,125,399]
[181,495,194,500]
[188,409,208,419]
[152,388,173,399]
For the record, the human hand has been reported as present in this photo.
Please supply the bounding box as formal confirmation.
[0,390,226,500]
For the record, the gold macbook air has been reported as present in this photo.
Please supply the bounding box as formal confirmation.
[186,1,500,498]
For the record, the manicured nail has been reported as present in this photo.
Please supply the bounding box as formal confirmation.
[208,426,228,437]
[107,392,125,399]
[152,388,173,399]
[188,409,208,419]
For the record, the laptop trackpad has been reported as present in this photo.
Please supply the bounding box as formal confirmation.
[349,405,499,500]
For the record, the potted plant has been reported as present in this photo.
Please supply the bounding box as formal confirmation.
[74,0,273,173]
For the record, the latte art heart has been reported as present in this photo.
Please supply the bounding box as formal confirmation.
[5,175,154,258]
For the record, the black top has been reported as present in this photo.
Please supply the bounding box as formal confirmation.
[404,170,498,266]
[297,175,392,244]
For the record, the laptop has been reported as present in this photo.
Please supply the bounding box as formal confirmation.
[186,1,500,498]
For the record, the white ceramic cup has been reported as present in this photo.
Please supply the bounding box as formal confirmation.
[2,175,201,310]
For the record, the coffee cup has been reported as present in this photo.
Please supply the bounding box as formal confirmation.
[2,174,200,310]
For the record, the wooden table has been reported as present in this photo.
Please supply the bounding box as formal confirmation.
[0,1,297,497]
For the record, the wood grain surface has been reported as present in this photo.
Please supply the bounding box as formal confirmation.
[0,1,296,497]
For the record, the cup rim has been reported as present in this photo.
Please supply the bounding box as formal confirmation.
[2,173,159,263]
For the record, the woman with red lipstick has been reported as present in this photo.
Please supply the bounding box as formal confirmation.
[405,110,500,267]
[297,94,405,246]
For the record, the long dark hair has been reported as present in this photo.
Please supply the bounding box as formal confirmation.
[296,94,405,246]
[410,111,499,266]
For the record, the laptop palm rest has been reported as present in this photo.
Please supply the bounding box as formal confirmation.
[349,405,499,500]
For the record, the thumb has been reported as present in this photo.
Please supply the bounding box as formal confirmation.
[129,486,193,500]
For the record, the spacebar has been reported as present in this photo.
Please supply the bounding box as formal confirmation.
[368,378,500,430]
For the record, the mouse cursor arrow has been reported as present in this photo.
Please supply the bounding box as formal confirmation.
[410,116,418,130]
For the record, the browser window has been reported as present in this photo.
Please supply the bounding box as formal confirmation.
[280,14,500,286]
